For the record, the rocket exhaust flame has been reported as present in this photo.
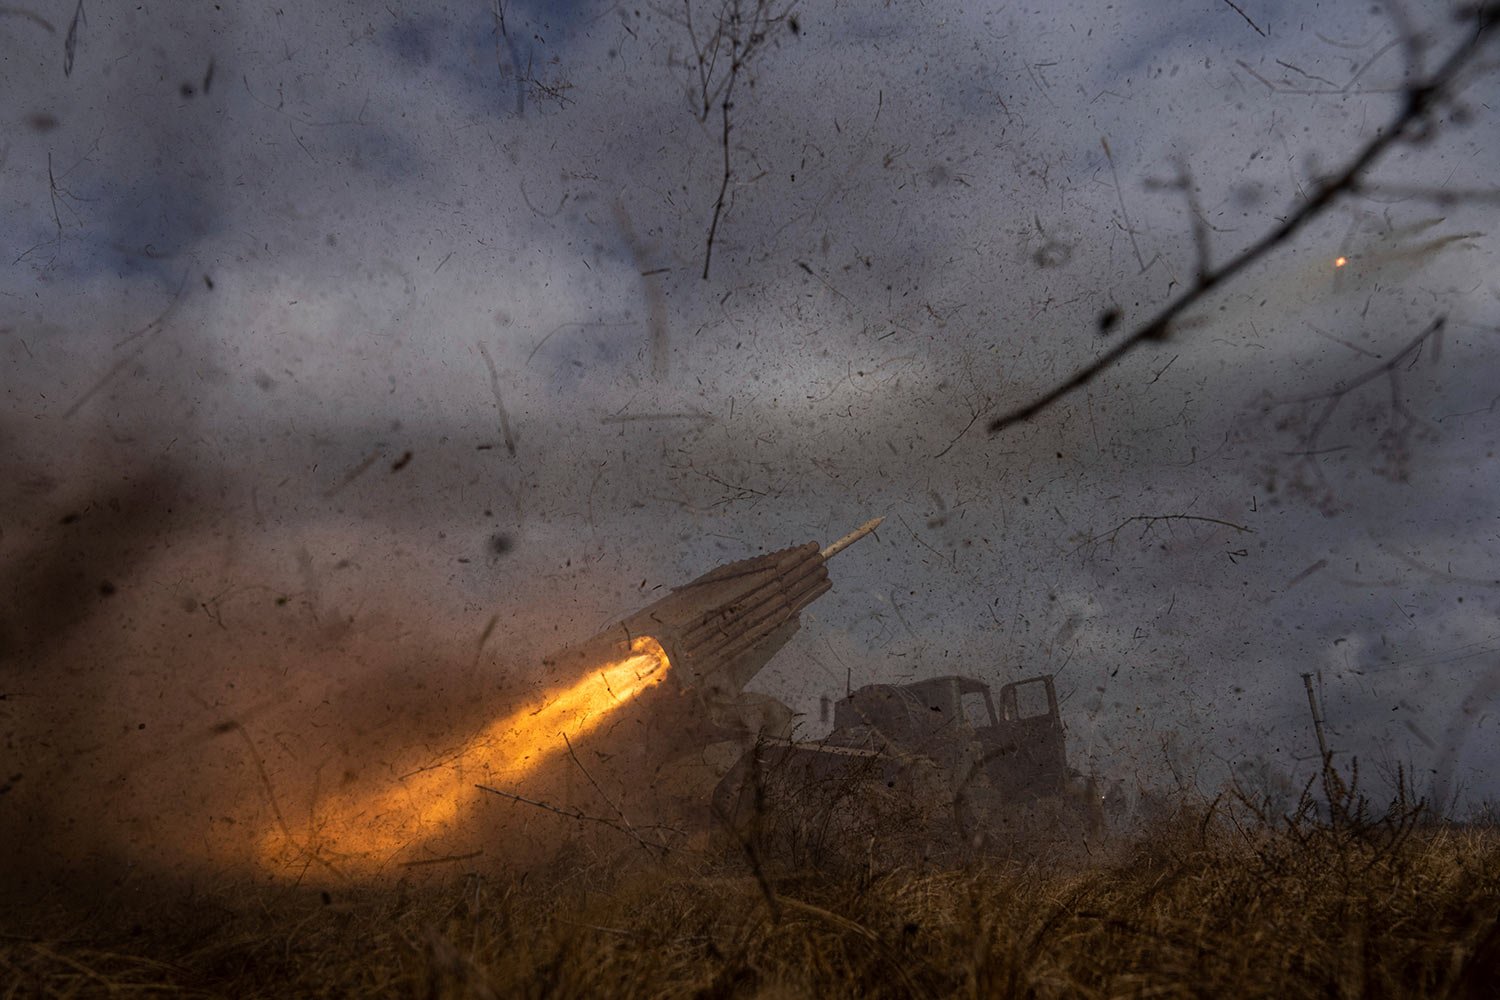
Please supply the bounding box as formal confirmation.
[258,635,670,875]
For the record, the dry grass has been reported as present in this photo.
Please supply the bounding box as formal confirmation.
[5,800,1499,999]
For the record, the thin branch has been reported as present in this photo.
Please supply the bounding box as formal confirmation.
[1173,159,1213,281]
[1352,182,1500,204]
[896,512,956,570]
[1101,137,1149,273]
[475,784,679,846]
[0,7,57,32]
[476,341,518,457]
[702,74,735,279]
[1275,315,1445,457]
[63,273,189,418]
[63,0,83,77]
[399,850,485,868]
[932,394,995,458]
[1221,0,1266,38]
[1074,513,1253,556]
[1280,317,1442,409]
[710,793,783,923]
[1276,58,1338,88]
[562,732,669,856]
[491,0,526,116]
[988,9,1499,435]
[685,0,798,280]
[1236,38,1405,96]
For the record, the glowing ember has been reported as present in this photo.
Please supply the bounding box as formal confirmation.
[258,635,669,874]
[1334,256,1348,268]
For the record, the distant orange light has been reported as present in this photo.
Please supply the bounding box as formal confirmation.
[1334,256,1348,268]
[258,635,670,875]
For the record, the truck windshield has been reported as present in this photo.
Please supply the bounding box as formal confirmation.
[1011,679,1052,721]
[961,691,994,728]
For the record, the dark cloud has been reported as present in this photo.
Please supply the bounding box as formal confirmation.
[381,0,594,117]
[97,172,220,277]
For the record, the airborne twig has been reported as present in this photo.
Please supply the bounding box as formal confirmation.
[896,512,956,570]
[1074,513,1254,557]
[476,341,518,457]
[63,272,189,419]
[1101,137,1150,274]
[475,783,678,850]
[0,7,56,32]
[63,0,83,76]
[932,393,995,458]
[1221,0,1266,37]
[562,733,670,855]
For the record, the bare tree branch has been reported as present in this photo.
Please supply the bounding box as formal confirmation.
[1267,315,1445,490]
[988,6,1499,436]
[677,0,799,279]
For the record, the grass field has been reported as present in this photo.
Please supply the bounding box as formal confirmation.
[5,795,1499,999]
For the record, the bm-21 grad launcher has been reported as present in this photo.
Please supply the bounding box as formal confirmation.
[269,515,1093,873]
[536,518,884,831]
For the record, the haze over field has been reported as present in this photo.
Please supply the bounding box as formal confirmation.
[3,0,1498,880]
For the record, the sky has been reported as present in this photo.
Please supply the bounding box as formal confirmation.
[3,0,1499,877]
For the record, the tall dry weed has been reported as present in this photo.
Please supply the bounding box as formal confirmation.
[4,785,1498,998]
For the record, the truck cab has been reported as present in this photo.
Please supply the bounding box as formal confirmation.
[831,674,1071,802]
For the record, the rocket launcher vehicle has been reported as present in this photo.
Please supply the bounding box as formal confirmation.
[538,518,884,790]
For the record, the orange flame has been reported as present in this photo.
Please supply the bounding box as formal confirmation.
[258,635,669,874]
[1334,256,1348,268]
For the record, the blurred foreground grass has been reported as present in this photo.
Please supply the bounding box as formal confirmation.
[4,805,1499,998]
